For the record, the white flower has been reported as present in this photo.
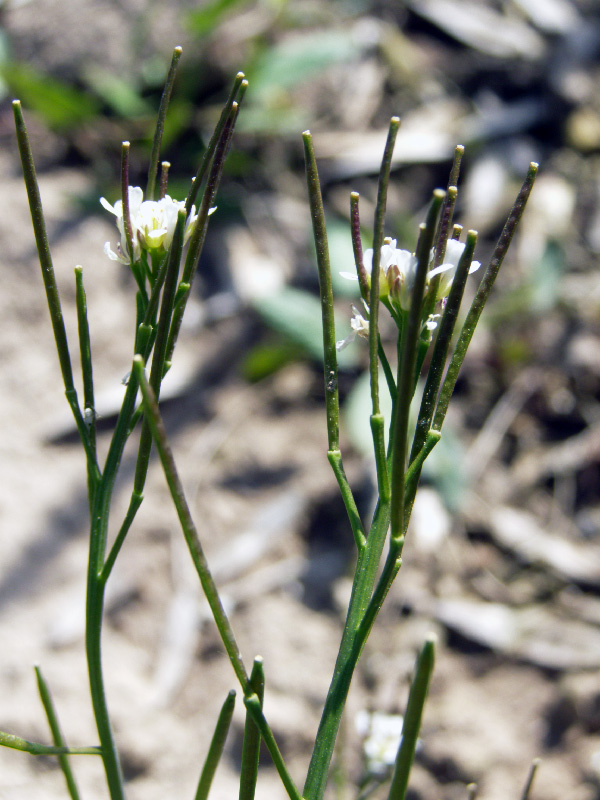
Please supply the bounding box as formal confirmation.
[336,303,370,351]
[100,186,203,265]
[425,313,440,331]
[428,239,481,300]
[340,237,404,299]
[341,237,481,312]
[355,711,405,774]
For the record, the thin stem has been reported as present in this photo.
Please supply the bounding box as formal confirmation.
[13,101,75,397]
[239,659,265,800]
[369,117,400,420]
[350,191,369,300]
[121,142,135,262]
[166,102,240,362]
[158,161,170,199]
[411,231,477,465]
[404,431,440,500]
[185,72,246,214]
[423,186,457,323]
[146,46,183,201]
[371,413,390,504]
[75,266,99,510]
[86,527,126,799]
[378,335,397,404]
[133,356,249,689]
[133,211,186,497]
[194,690,236,800]
[520,759,541,800]
[387,636,436,800]
[303,499,392,800]
[448,144,464,188]
[433,163,538,431]
[100,491,143,585]
[75,267,96,451]
[0,731,100,757]
[302,131,340,452]
[244,694,303,800]
[35,666,82,800]
[12,101,94,464]
[390,191,444,541]
[328,450,366,549]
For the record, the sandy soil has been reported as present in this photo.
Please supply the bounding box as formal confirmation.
[1,2,600,800]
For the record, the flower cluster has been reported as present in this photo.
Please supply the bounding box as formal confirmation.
[342,238,480,312]
[338,237,480,348]
[100,186,202,265]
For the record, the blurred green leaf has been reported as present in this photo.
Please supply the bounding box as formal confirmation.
[242,340,305,381]
[248,30,358,101]
[2,61,100,130]
[82,67,151,118]
[252,286,359,369]
[186,0,254,36]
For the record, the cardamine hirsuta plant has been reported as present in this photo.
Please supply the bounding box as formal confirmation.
[0,47,537,800]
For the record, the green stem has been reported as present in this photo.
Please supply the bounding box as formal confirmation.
[133,211,186,498]
[302,131,340,452]
[75,266,99,511]
[158,160,170,199]
[100,491,143,586]
[387,636,436,800]
[86,514,126,799]
[303,130,366,547]
[244,694,303,800]
[369,118,400,420]
[239,659,265,800]
[390,192,444,541]
[133,356,249,689]
[146,46,183,201]
[185,72,247,214]
[13,101,76,400]
[35,666,82,800]
[378,336,397,404]
[166,102,240,363]
[328,450,365,549]
[303,499,392,800]
[13,101,96,469]
[411,231,477,462]
[350,191,369,300]
[433,163,538,432]
[303,132,366,546]
[0,731,100,757]
[194,690,236,800]
[120,142,135,263]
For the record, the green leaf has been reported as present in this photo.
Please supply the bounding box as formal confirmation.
[82,67,151,118]
[248,30,358,101]
[252,286,359,369]
[186,0,253,35]
[4,62,100,130]
[242,341,305,381]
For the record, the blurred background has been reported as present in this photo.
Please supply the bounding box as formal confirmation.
[1,1,600,799]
